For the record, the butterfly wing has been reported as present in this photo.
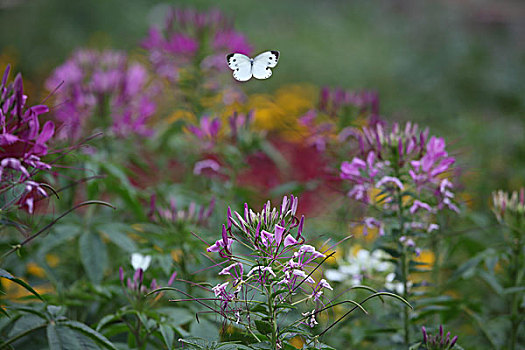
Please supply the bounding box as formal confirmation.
[227,53,253,82]
[252,51,279,80]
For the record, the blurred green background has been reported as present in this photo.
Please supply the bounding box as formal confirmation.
[1,0,524,206]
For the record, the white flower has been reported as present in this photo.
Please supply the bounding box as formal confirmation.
[131,253,152,271]
[247,265,276,277]
[325,248,395,286]
[319,279,333,290]
[301,309,319,327]
[292,269,315,284]
[325,269,346,282]
[385,272,412,294]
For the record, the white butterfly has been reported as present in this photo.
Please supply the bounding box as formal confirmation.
[227,51,280,82]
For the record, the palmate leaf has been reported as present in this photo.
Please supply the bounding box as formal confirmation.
[254,319,273,335]
[37,224,82,257]
[178,337,252,350]
[47,323,100,350]
[95,314,121,332]
[57,320,118,350]
[96,222,137,253]
[159,323,175,350]
[0,315,47,348]
[8,314,47,338]
[79,231,108,285]
[0,268,43,301]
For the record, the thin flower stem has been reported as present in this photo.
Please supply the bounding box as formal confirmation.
[509,219,523,350]
[0,200,115,261]
[394,169,411,346]
[401,245,410,345]
[266,284,278,350]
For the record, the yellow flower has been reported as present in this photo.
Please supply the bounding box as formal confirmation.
[245,84,317,137]
[289,336,305,349]
[45,254,60,268]
[350,244,363,257]
[369,187,388,206]
[26,262,46,278]
[171,249,183,263]
[413,250,435,267]
[167,110,196,124]
[352,223,378,243]
[410,250,435,283]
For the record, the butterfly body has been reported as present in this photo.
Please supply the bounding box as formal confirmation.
[227,50,280,82]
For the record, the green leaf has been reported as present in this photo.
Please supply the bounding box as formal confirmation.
[159,323,174,350]
[250,304,268,314]
[95,314,120,332]
[478,270,504,295]
[79,232,108,285]
[270,289,287,299]
[59,320,118,350]
[0,268,43,301]
[8,314,47,338]
[189,319,219,341]
[37,224,82,256]
[47,323,100,350]
[452,255,483,280]
[503,286,525,295]
[0,316,47,348]
[254,320,273,335]
[275,303,294,310]
[157,307,194,326]
[96,223,137,253]
[408,343,422,350]
[47,305,65,319]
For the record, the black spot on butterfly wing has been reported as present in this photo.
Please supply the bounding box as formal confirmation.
[270,51,280,60]
[226,53,235,62]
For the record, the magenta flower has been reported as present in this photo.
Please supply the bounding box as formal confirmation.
[207,224,233,256]
[187,116,221,146]
[1,65,55,213]
[204,195,334,327]
[420,325,459,350]
[299,88,381,151]
[340,121,459,215]
[119,263,177,306]
[46,49,157,140]
[193,159,221,175]
[492,188,525,222]
[149,194,215,226]
[141,7,252,81]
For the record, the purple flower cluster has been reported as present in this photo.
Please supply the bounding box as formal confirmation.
[149,194,215,226]
[421,325,458,350]
[118,265,177,306]
[318,87,380,119]
[187,115,221,149]
[299,88,381,151]
[1,65,55,213]
[206,195,332,325]
[141,7,252,81]
[187,112,255,176]
[492,188,525,222]
[187,112,254,148]
[340,122,459,215]
[46,49,157,140]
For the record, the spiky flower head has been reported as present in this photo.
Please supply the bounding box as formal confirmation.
[205,195,333,328]
[492,188,525,222]
[1,65,55,212]
[419,325,459,350]
[142,7,252,82]
[46,49,157,140]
